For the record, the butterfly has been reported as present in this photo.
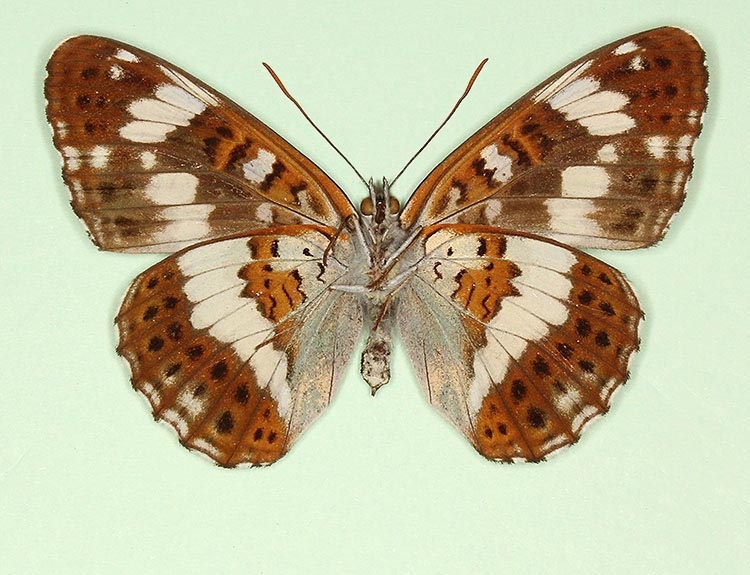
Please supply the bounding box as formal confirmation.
[45,27,708,467]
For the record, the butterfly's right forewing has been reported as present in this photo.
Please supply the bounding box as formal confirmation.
[45,35,356,253]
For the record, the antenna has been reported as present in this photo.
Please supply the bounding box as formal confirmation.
[263,63,368,187]
[389,58,489,187]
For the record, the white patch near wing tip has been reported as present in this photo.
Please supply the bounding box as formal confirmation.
[62,146,81,170]
[155,84,207,115]
[547,78,633,136]
[557,90,629,121]
[613,41,639,55]
[547,77,600,111]
[629,55,645,71]
[114,48,139,63]
[128,94,197,126]
[89,145,110,170]
[646,135,668,159]
[533,59,594,103]
[109,64,124,80]
[157,64,219,107]
[676,134,693,161]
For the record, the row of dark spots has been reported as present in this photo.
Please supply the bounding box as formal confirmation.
[508,379,547,428]
[573,319,601,372]
[644,84,679,101]
[483,402,509,439]
[484,413,545,439]
[575,303,613,345]
[146,323,185,352]
[192,380,250,404]
[577,290,615,317]
[144,270,175,290]
[577,267,616,316]
[578,264,613,287]
[214,407,278,444]
[80,64,144,84]
[75,93,107,109]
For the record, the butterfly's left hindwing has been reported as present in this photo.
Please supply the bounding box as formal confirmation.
[45,36,356,253]
[116,226,362,466]
[398,226,641,461]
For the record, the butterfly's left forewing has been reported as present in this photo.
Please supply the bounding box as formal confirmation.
[400,27,707,250]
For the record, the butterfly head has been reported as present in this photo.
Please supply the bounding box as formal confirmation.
[360,178,400,225]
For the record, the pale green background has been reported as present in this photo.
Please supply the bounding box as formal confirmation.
[2,0,747,573]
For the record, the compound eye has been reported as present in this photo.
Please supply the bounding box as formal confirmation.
[388,196,400,214]
[360,197,374,216]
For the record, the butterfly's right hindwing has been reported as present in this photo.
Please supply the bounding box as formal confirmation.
[116,226,362,466]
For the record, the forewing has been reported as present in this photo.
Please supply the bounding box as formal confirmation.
[116,226,362,466]
[400,27,708,249]
[398,225,641,461]
[46,36,356,253]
